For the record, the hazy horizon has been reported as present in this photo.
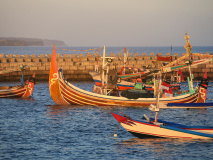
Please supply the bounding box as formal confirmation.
[1,0,213,47]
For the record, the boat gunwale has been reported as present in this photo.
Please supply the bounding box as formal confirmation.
[59,70,199,102]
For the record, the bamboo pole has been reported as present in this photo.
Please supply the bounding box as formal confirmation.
[102,46,106,92]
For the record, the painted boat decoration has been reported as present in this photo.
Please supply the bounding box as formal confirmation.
[111,112,213,139]
[0,73,35,98]
[49,45,208,106]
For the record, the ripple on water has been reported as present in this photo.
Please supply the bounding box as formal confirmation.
[1,82,213,159]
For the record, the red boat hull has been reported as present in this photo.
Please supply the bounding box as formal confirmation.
[49,46,207,106]
[0,73,35,99]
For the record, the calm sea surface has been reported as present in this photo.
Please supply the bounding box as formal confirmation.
[0,46,213,56]
[1,46,213,160]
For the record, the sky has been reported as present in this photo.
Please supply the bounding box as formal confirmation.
[0,0,213,46]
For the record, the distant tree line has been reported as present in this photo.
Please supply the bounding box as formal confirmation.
[0,37,66,46]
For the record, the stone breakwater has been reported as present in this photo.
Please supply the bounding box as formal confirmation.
[0,52,212,82]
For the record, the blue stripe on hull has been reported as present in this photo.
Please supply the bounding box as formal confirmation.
[167,103,213,107]
[160,125,213,138]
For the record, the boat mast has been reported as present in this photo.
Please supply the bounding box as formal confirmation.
[155,73,161,122]
[123,47,127,75]
[101,46,114,95]
[102,46,106,89]
[20,64,27,86]
[153,74,156,96]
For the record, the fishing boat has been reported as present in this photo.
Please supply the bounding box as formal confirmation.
[89,70,154,90]
[0,66,35,98]
[117,47,149,80]
[88,46,155,91]
[111,80,211,138]
[111,112,213,139]
[112,49,213,139]
[49,39,208,106]
[111,38,213,139]
[89,71,180,91]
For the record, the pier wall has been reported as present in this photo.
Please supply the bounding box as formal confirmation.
[0,52,212,82]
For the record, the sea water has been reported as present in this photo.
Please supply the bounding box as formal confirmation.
[0,46,213,56]
[1,81,213,159]
[1,46,213,159]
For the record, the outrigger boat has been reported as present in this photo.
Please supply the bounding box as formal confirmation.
[49,33,208,106]
[0,65,35,98]
[111,33,213,139]
[89,70,154,91]
[111,71,212,139]
[89,46,181,91]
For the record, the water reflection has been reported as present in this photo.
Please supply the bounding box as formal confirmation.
[46,105,83,117]
[115,137,213,158]
[46,104,149,117]
[120,138,194,147]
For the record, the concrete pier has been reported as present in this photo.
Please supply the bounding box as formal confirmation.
[0,52,212,82]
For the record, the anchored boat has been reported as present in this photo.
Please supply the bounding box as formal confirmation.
[49,44,208,106]
[111,112,213,139]
[0,66,35,98]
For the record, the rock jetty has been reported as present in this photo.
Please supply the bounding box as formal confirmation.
[0,52,212,82]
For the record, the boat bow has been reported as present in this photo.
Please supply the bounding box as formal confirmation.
[49,45,69,105]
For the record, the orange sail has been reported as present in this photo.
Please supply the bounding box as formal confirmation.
[49,45,69,105]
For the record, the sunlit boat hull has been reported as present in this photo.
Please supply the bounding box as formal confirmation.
[49,46,207,106]
[112,113,213,139]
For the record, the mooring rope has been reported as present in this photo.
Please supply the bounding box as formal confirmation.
[106,123,120,138]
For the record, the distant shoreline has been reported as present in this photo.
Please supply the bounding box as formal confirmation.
[0,37,66,46]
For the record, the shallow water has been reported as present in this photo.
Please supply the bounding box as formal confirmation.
[1,81,213,160]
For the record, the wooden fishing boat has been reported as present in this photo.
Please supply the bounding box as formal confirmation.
[0,72,35,98]
[111,112,213,139]
[49,44,208,106]
[89,71,153,90]
[89,71,180,91]
[111,33,213,139]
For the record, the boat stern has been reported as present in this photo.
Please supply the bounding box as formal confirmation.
[196,70,208,103]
